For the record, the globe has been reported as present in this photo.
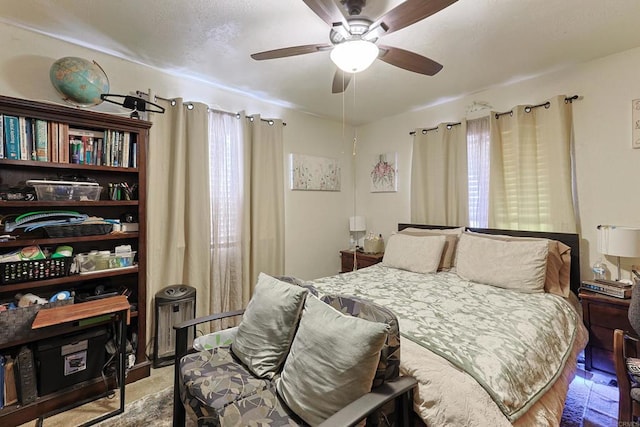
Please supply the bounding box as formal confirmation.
[49,57,110,107]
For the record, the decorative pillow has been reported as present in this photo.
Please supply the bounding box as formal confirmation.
[276,295,389,425]
[456,232,549,293]
[400,226,465,236]
[398,228,460,271]
[382,234,446,274]
[193,327,238,351]
[466,231,571,297]
[231,273,308,379]
[627,357,640,385]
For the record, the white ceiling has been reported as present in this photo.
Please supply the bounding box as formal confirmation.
[2,0,640,124]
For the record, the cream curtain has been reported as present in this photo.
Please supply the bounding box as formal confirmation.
[146,102,285,346]
[243,115,285,288]
[488,95,576,232]
[146,99,212,346]
[411,122,469,226]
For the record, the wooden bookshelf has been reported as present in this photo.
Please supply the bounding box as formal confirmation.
[0,94,151,425]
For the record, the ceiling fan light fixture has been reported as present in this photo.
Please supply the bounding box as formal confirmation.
[330,40,378,73]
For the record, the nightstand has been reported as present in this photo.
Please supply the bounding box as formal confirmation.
[340,250,384,273]
[579,289,633,374]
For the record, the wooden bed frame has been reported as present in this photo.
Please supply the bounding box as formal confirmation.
[397,224,581,296]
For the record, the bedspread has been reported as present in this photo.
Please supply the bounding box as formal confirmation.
[311,265,580,422]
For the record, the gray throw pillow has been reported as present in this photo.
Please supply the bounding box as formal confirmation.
[231,273,308,379]
[276,295,389,425]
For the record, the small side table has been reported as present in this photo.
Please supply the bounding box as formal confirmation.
[340,250,384,273]
[579,289,632,374]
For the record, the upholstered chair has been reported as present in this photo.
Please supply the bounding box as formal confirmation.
[172,274,415,427]
[615,284,640,422]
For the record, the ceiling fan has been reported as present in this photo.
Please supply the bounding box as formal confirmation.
[250,0,458,93]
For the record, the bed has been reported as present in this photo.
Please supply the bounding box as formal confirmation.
[310,224,588,427]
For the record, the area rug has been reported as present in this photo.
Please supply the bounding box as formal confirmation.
[560,373,618,427]
[97,386,182,427]
[98,376,617,426]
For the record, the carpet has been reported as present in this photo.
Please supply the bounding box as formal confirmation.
[96,386,186,427]
[96,374,618,427]
[560,371,619,427]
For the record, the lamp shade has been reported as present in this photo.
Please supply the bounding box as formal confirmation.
[330,40,379,73]
[349,216,366,232]
[597,225,640,258]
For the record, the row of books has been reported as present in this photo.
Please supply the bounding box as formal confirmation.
[0,114,137,168]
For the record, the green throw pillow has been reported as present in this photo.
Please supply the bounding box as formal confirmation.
[231,273,308,379]
[276,295,389,425]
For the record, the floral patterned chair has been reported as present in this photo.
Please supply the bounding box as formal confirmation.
[172,274,414,427]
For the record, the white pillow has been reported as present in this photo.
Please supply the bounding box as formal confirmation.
[456,232,549,293]
[382,234,446,274]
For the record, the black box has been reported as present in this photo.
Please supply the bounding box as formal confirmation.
[35,327,108,396]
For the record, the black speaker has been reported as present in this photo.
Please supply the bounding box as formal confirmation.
[153,285,196,368]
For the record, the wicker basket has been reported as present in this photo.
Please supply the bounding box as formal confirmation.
[0,257,72,285]
[0,298,74,345]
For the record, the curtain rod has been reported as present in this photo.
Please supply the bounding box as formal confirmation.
[409,95,581,135]
[409,122,461,136]
[135,90,286,126]
[494,94,580,119]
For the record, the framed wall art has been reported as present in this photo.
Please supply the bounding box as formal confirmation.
[290,153,341,191]
[370,152,397,192]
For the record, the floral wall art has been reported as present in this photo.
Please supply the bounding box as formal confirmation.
[290,153,341,191]
[370,152,397,192]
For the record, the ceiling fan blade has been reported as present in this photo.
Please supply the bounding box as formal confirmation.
[377,45,443,76]
[371,0,458,36]
[302,0,347,27]
[332,68,352,94]
[251,44,332,60]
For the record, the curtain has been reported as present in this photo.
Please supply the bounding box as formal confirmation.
[411,123,469,226]
[489,95,576,232]
[242,115,285,288]
[467,116,490,228]
[208,111,247,328]
[147,98,284,344]
[146,99,212,345]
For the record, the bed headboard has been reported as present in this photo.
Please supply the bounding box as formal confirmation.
[397,224,581,295]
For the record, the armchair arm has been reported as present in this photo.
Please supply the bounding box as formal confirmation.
[317,376,418,427]
[172,309,244,427]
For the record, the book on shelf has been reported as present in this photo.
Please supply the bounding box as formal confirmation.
[0,113,4,159]
[18,117,28,160]
[24,118,35,161]
[4,355,17,406]
[35,119,49,162]
[3,115,20,160]
[581,279,633,299]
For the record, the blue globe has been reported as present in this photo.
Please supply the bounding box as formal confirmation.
[50,57,110,107]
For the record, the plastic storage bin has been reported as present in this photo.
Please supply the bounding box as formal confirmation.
[76,251,136,273]
[26,180,102,201]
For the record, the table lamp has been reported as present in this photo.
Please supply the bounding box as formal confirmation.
[349,216,366,251]
[597,225,640,281]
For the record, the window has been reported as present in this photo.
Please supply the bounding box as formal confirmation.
[466,117,490,228]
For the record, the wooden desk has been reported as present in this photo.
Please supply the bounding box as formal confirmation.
[32,295,130,426]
